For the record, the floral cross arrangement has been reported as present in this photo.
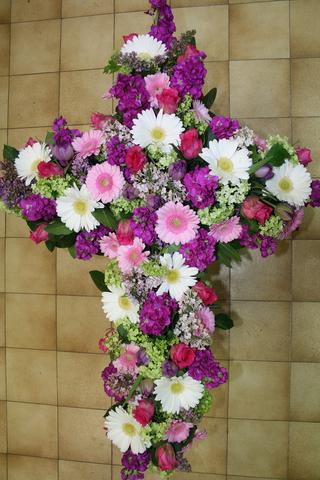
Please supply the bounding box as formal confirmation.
[1,1,319,478]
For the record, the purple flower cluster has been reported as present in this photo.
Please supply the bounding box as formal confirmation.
[260,236,277,258]
[170,55,207,100]
[180,228,216,271]
[168,160,187,181]
[0,160,31,209]
[19,194,56,222]
[101,363,135,402]
[239,226,277,258]
[210,115,240,140]
[162,360,178,377]
[121,470,144,480]
[51,116,81,165]
[71,156,90,184]
[106,135,128,167]
[188,349,228,389]
[75,225,110,260]
[140,292,177,336]
[131,207,157,245]
[183,166,218,209]
[122,449,151,473]
[149,0,176,49]
[109,74,150,128]
[310,179,320,207]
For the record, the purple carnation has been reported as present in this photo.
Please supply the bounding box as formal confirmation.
[131,207,157,245]
[122,449,151,473]
[162,360,179,377]
[139,292,178,336]
[210,116,240,140]
[183,166,218,209]
[260,235,277,258]
[106,135,128,167]
[19,194,56,222]
[149,1,176,49]
[170,55,207,100]
[75,225,110,260]
[101,362,136,402]
[310,179,320,207]
[180,228,216,271]
[188,349,228,389]
[0,160,32,209]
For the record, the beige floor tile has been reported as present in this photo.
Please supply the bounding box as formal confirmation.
[292,117,320,178]
[7,402,58,458]
[59,406,111,464]
[114,11,151,49]
[0,25,9,76]
[0,0,10,22]
[0,211,5,238]
[7,455,58,480]
[290,363,320,422]
[59,460,111,480]
[0,454,7,480]
[240,117,292,140]
[204,62,229,116]
[172,0,227,5]
[227,419,288,478]
[114,467,226,480]
[11,0,61,22]
[206,361,229,418]
[294,207,320,240]
[0,295,4,348]
[0,239,4,293]
[289,422,320,480]
[0,76,9,129]
[0,348,6,400]
[5,215,29,238]
[292,59,320,117]
[0,129,7,161]
[0,401,6,453]
[6,348,57,405]
[291,302,320,362]
[7,126,50,152]
[206,262,230,301]
[115,0,152,13]
[292,240,320,301]
[62,0,113,17]
[290,0,320,58]
[212,326,229,361]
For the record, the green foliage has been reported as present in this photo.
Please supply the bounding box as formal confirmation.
[3,145,19,162]
[92,207,118,230]
[45,219,72,236]
[215,313,234,330]
[216,242,241,268]
[203,87,217,109]
[45,131,55,145]
[249,143,289,174]
[89,270,109,292]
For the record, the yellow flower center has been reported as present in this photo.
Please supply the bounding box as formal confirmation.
[217,157,233,173]
[278,176,293,193]
[166,269,180,284]
[170,382,184,394]
[171,217,182,228]
[100,177,110,187]
[122,423,136,436]
[31,159,41,172]
[151,126,166,142]
[118,296,131,310]
[73,200,88,215]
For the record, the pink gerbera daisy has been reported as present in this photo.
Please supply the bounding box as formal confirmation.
[113,344,140,373]
[196,307,215,334]
[72,129,104,159]
[156,201,199,245]
[117,237,149,273]
[209,215,242,243]
[145,73,170,107]
[86,162,125,203]
[166,420,193,443]
[192,100,211,123]
[100,232,120,258]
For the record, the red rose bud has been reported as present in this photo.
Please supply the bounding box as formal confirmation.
[157,88,180,114]
[91,112,113,130]
[123,33,138,43]
[178,44,201,63]
[125,145,146,173]
[170,343,195,369]
[179,129,203,160]
[133,399,154,426]
[116,219,134,245]
[24,137,37,147]
[38,161,64,178]
[29,224,49,244]
[193,281,218,305]
[295,146,312,167]
[156,444,178,471]
[242,196,273,225]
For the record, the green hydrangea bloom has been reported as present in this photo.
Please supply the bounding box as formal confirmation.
[141,260,167,277]
[32,174,75,199]
[0,200,21,217]
[177,93,193,115]
[198,204,234,226]
[216,180,250,207]
[104,331,121,359]
[182,111,208,135]
[259,215,283,238]
[194,388,213,416]
[147,144,177,169]
[110,197,143,218]
[266,135,299,164]
[104,259,122,288]
[142,420,170,444]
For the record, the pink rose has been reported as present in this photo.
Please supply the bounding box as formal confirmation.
[179,129,203,160]
[170,343,195,369]
[123,33,138,43]
[166,420,193,443]
[30,224,48,244]
[242,196,273,225]
[38,161,64,178]
[91,112,113,130]
[156,444,178,471]
[193,281,218,305]
[116,219,134,246]
[125,145,146,173]
[295,146,312,166]
[133,399,154,427]
[157,88,180,114]
[178,44,201,63]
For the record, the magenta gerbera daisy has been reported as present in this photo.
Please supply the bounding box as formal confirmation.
[209,215,242,243]
[117,237,149,273]
[155,201,199,245]
[86,162,125,203]
[72,129,104,159]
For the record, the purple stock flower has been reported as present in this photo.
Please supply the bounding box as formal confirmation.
[170,55,207,100]
[139,292,178,336]
[0,160,32,209]
[51,116,81,165]
[131,207,157,245]
[162,360,179,377]
[183,166,218,209]
[149,1,176,49]
[121,470,144,480]
[121,449,151,473]
[75,225,110,260]
[310,179,320,207]
[188,349,228,389]
[278,208,304,240]
[19,194,56,222]
[239,224,259,250]
[168,160,187,181]
[180,228,216,271]
[210,116,240,140]
[106,135,128,167]
[260,236,277,258]
[71,155,90,184]
[101,362,136,402]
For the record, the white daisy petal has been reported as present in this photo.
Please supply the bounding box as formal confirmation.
[157,252,198,301]
[154,374,204,414]
[101,286,139,324]
[121,34,167,60]
[15,142,51,185]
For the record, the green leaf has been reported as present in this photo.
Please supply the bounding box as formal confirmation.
[55,233,77,248]
[45,131,55,145]
[249,143,289,174]
[45,220,72,236]
[89,270,108,292]
[26,220,41,232]
[103,52,121,74]
[68,245,76,258]
[205,127,216,146]
[203,87,217,109]
[216,243,241,267]
[3,145,19,162]
[44,240,56,252]
[117,324,129,343]
[215,313,234,330]
[93,207,117,230]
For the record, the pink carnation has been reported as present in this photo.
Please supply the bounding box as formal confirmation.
[145,73,170,107]
[86,162,125,203]
[72,129,104,159]
[166,420,193,443]
[196,307,215,334]
[155,201,199,245]
[209,216,242,243]
[117,237,149,273]
[100,232,120,258]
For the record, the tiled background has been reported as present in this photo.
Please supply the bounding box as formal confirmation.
[0,0,319,479]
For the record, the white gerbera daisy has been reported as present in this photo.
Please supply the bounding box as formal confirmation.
[56,184,103,232]
[15,142,51,185]
[131,109,184,154]
[121,34,167,60]
[200,138,252,185]
[154,374,204,414]
[157,252,198,301]
[266,159,312,207]
[101,286,139,324]
[104,406,150,454]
